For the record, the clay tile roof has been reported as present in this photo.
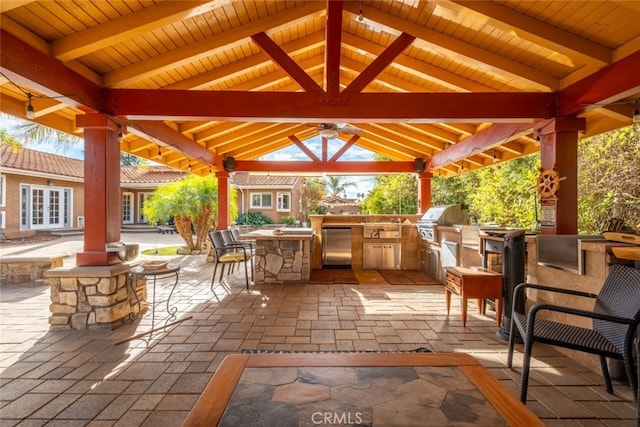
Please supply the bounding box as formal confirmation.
[0,145,183,184]
[120,166,185,184]
[323,196,360,207]
[232,173,299,187]
[0,144,84,178]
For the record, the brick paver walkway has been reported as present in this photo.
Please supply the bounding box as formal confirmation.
[0,237,637,425]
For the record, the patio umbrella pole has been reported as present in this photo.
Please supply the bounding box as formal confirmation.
[114,316,193,346]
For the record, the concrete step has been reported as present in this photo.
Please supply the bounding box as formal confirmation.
[121,225,159,233]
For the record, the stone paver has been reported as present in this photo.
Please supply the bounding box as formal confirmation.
[0,233,637,425]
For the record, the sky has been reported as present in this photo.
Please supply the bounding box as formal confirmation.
[2,118,376,198]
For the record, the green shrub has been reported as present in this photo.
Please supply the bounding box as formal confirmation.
[280,215,296,226]
[236,212,273,226]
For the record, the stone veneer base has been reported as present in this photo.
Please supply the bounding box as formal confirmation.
[44,264,146,330]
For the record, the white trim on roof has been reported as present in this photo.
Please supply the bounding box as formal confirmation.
[232,184,296,190]
[0,167,84,182]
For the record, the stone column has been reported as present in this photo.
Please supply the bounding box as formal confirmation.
[45,265,146,330]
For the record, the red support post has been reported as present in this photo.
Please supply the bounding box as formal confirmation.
[537,117,585,235]
[216,171,230,230]
[76,114,123,266]
[418,172,432,213]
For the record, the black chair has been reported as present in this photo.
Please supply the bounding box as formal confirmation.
[507,264,640,404]
[230,228,255,255]
[208,231,253,291]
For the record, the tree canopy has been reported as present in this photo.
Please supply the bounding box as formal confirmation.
[364,173,418,215]
[578,123,640,233]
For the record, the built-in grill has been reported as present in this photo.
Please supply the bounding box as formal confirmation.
[416,204,468,242]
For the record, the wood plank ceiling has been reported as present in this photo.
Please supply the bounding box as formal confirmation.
[1,0,639,177]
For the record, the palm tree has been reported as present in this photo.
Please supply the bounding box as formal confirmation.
[325,176,356,197]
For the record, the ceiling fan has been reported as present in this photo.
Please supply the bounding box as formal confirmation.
[315,123,363,139]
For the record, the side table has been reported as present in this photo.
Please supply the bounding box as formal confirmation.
[445,266,503,327]
[117,264,189,345]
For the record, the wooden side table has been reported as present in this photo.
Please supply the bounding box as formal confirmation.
[445,266,503,327]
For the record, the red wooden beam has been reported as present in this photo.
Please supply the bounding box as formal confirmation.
[559,50,640,116]
[289,134,321,162]
[127,120,217,166]
[234,160,416,174]
[329,135,359,161]
[250,32,323,93]
[0,29,102,112]
[428,123,533,169]
[343,32,416,93]
[106,89,556,122]
[322,136,328,161]
[325,0,343,96]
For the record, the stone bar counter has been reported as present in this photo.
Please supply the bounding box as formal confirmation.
[240,228,315,284]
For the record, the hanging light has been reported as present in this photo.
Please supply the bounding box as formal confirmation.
[26,93,36,120]
[187,161,192,173]
[633,99,640,123]
[493,149,498,163]
[357,0,364,21]
[157,146,163,159]
[117,126,123,143]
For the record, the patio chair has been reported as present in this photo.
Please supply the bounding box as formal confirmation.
[230,228,256,255]
[507,264,640,404]
[208,230,253,291]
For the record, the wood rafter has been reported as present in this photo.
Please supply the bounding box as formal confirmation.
[450,1,611,66]
[104,2,326,87]
[429,123,533,169]
[251,32,323,93]
[52,1,216,62]
[341,33,497,92]
[343,32,416,93]
[342,3,558,91]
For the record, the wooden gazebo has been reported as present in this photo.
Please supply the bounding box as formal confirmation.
[1,0,638,266]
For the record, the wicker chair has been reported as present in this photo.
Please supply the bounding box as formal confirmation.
[507,264,640,404]
[208,231,253,291]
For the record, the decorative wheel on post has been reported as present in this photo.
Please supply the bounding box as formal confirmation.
[536,168,561,198]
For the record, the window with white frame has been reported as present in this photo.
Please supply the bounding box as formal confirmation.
[277,192,291,212]
[0,211,5,229]
[0,174,5,207]
[250,192,272,209]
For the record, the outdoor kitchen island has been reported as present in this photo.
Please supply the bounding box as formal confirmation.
[309,214,422,270]
[240,228,314,284]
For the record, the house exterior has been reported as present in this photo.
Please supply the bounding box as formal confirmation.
[322,195,362,215]
[231,173,305,225]
[0,145,184,239]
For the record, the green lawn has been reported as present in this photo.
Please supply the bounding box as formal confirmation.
[141,246,183,256]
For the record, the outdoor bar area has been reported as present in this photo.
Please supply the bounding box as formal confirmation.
[1,0,639,425]
[240,228,315,284]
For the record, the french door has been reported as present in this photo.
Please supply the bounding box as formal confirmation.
[30,187,63,229]
[122,192,134,224]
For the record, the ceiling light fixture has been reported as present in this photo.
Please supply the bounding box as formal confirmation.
[358,0,364,21]
[493,149,498,163]
[117,126,123,143]
[633,99,640,123]
[187,161,192,173]
[319,128,338,139]
[157,146,162,159]
[26,93,35,120]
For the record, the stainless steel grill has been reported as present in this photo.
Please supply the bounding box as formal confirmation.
[416,205,468,242]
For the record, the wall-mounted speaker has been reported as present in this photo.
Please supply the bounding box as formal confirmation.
[224,156,236,172]
[414,158,425,173]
